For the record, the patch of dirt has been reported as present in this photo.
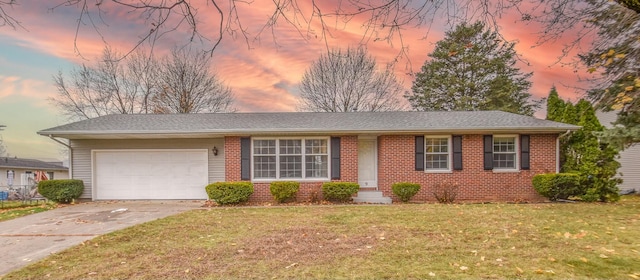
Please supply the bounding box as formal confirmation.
[237,226,378,264]
[201,199,357,208]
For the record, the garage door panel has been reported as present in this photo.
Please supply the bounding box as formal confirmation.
[95,150,208,200]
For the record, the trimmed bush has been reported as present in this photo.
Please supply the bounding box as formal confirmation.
[321,182,359,202]
[392,182,421,202]
[37,179,84,203]
[581,179,621,203]
[270,181,300,203]
[532,173,580,201]
[205,182,254,205]
[432,181,459,203]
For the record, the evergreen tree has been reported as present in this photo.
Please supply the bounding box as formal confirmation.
[545,89,622,202]
[546,86,566,121]
[572,100,622,202]
[407,22,538,116]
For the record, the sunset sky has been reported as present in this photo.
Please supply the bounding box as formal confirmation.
[0,1,589,161]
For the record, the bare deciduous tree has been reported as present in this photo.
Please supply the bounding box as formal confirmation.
[52,47,234,120]
[0,0,20,29]
[52,47,159,120]
[151,49,234,114]
[0,125,7,157]
[44,1,636,58]
[298,47,405,112]
[0,1,633,58]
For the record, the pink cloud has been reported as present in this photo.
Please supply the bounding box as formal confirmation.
[0,75,55,105]
[3,0,588,114]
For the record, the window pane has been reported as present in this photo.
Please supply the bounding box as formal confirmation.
[305,155,328,178]
[426,154,449,169]
[279,139,301,154]
[426,138,448,153]
[426,137,449,170]
[280,155,302,178]
[493,137,515,153]
[254,140,275,155]
[493,137,516,169]
[254,156,276,178]
[493,153,515,169]
[305,139,327,154]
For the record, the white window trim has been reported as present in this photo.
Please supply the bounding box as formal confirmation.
[251,137,331,182]
[425,135,453,173]
[492,134,519,173]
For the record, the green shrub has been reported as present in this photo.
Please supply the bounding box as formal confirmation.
[321,182,359,202]
[392,182,421,202]
[432,181,459,203]
[580,178,621,202]
[270,181,300,203]
[532,173,581,201]
[205,182,254,205]
[37,179,84,203]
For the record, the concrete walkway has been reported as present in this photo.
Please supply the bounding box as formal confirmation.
[0,200,203,276]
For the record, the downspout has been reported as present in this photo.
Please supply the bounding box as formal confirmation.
[48,135,72,179]
[556,130,572,173]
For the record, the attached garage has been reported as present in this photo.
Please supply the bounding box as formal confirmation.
[93,149,209,200]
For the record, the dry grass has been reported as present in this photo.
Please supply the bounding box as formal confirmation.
[0,201,56,222]
[4,197,640,279]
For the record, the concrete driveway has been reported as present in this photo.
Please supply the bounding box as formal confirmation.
[0,200,203,276]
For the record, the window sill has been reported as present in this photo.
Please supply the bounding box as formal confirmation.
[252,178,331,183]
[425,170,453,174]
[492,169,520,173]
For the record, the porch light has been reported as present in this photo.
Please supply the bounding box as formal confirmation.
[212,146,219,156]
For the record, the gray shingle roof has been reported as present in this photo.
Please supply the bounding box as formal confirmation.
[0,157,68,170]
[38,111,580,139]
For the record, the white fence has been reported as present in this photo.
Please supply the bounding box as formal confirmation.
[0,184,43,202]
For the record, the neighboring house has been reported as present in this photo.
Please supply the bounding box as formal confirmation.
[0,157,69,187]
[37,111,578,203]
[597,111,639,193]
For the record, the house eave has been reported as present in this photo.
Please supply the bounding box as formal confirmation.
[0,165,68,171]
[38,127,578,139]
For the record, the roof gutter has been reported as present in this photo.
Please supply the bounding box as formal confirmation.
[555,130,573,173]
[48,135,73,179]
[38,126,581,139]
[559,129,572,138]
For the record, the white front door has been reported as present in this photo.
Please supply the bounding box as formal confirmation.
[358,138,377,188]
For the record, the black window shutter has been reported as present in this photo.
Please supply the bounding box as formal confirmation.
[331,137,341,179]
[240,137,251,180]
[483,135,493,170]
[521,135,530,170]
[415,136,425,171]
[452,135,463,170]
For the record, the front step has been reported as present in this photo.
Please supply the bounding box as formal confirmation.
[353,190,392,204]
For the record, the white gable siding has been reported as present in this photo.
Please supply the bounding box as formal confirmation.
[597,111,640,193]
[70,138,225,199]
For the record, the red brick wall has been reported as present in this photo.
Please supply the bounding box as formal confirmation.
[224,134,556,203]
[337,136,359,183]
[224,136,358,203]
[224,136,242,182]
[378,134,556,202]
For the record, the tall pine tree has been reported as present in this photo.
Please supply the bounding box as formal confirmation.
[407,22,538,115]
[546,86,566,121]
[545,88,622,202]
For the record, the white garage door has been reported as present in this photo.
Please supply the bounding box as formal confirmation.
[94,150,209,200]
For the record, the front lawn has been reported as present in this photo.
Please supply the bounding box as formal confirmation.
[4,198,640,279]
[0,201,57,222]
